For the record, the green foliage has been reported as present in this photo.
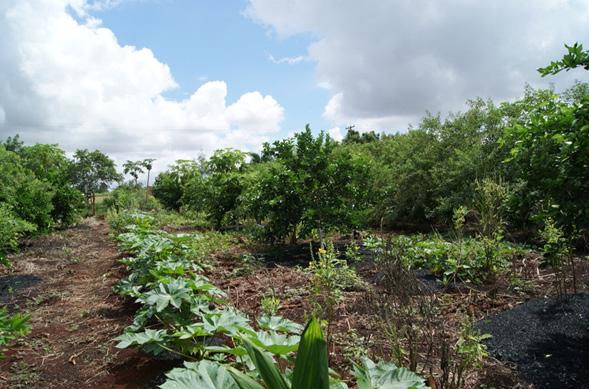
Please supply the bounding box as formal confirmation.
[307,243,362,311]
[242,126,356,242]
[162,360,242,389]
[455,318,490,370]
[452,206,469,238]
[107,210,155,234]
[70,149,121,195]
[204,149,247,227]
[260,294,281,317]
[1,134,24,153]
[103,184,160,213]
[540,217,570,266]
[8,142,84,227]
[353,357,429,389]
[153,160,203,210]
[123,160,144,185]
[538,217,577,295]
[538,42,589,76]
[0,308,30,360]
[474,178,508,239]
[111,211,300,366]
[70,149,122,214]
[342,127,381,144]
[500,85,589,233]
[0,145,54,230]
[364,234,524,285]
[448,316,491,389]
[110,211,425,389]
[0,204,36,266]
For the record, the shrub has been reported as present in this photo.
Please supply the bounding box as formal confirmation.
[103,185,160,213]
[0,204,36,266]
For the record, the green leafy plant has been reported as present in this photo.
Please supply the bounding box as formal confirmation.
[162,318,426,389]
[452,206,468,236]
[260,294,281,317]
[307,242,362,344]
[539,217,576,295]
[354,357,429,389]
[0,204,36,266]
[448,316,491,389]
[538,42,589,75]
[0,307,31,359]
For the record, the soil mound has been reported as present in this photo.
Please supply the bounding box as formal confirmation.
[477,294,589,389]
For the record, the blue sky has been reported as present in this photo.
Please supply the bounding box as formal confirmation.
[93,0,330,137]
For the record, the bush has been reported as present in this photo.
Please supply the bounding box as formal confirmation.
[153,171,184,210]
[0,204,36,265]
[103,185,160,213]
[365,234,524,285]
[51,185,85,226]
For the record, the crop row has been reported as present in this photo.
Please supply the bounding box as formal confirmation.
[109,211,428,388]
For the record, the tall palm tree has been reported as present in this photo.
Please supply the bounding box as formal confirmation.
[123,160,144,186]
[141,158,156,201]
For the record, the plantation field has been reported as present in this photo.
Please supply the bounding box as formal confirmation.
[1,212,588,388]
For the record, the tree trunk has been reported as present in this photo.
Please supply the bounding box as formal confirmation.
[289,224,297,245]
[145,170,151,203]
[92,193,96,216]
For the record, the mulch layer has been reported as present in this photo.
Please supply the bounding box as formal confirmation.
[478,293,589,389]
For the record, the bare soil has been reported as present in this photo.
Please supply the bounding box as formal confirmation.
[0,218,175,389]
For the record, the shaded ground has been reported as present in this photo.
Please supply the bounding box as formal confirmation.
[478,294,589,389]
[0,218,175,389]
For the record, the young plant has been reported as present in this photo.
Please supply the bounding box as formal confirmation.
[0,308,30,359]
[448,316,491,389]
[260,294,282,317]
[452,205,469,240]
[540,217,576,295]
[307,242,361,345]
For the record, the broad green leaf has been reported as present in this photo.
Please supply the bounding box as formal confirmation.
[257,315,303,334]
[248,330,300,356]
[227,366,266,389]
[161,360,239,389]
[115,329,167,349]
[291,318,329,389]
[243,340,289,389]
[353,357,429,389]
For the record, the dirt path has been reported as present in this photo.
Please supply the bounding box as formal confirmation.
[0,218,166,389]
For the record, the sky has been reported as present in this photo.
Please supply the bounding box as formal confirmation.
[1,0,588,174]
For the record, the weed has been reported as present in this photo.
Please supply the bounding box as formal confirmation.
[339,328,368,364]
[306,242,362,346]
[230,253,260,277]
[0,308,30,359]
[32,291,67,306]
[446,316,491,389]
[8,362,40,388]
[260,293,281,316]
[540,217,576,295]
[345,241,362,263]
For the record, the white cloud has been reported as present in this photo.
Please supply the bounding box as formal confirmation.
[0,0,284,171]
[247,0,589,131]
[327,126,343,141]
[268,53,307,65]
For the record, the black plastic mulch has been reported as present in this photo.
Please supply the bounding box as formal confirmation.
[477,294,589,389]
